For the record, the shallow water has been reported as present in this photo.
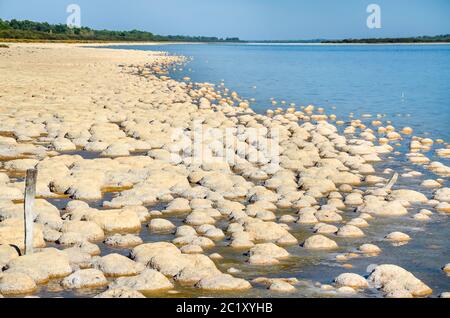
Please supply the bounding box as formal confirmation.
[107,43,450,142]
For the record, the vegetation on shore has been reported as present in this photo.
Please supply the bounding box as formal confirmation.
[323,34,450,44]
[0,19,242,42]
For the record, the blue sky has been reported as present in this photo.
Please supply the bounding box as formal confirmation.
[0,0,449,40]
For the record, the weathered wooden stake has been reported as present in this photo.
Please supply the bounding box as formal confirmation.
[24,169,37,255]
[384,172,398,192]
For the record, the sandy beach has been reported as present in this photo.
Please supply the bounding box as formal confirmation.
[0,43,449,298]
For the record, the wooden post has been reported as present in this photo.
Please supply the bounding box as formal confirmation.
[24,169,37,255]
[384,172,398,192]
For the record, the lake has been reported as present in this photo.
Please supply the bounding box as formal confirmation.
[112,43,450,142]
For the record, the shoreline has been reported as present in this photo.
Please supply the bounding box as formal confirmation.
[0,43,449,298]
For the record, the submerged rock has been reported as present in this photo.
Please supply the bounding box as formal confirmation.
[148,218,176,231]
[334,273,368,289]
[385,231,411,242]
[337,225,364,238]
[358,243,381,255]
[268,280,296,292]
[103,234,143,248]
[93,253,145,277]
[302,235,338,250]
[95,287,145,298]
[110,269,173,292]
[195,274,251,291]
[62,269,108,289]
[388,189,427,203]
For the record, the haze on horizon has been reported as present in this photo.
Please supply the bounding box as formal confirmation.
[0,0,449,40]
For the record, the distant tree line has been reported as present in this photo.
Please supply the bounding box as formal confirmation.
[0,19,243,42]
[323,34,450,44]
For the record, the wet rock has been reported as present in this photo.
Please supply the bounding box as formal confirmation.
[320,284,335,291]
[175,225,197,237]
[173,254,221,285]
[63,247,92,268]
[0,272,37,295]
[73,241,101,256]
[172,235,215,248]
[53,138,76,151]
[302,235,338,250]
[62,269,107,289]
[313,223,338,234]
[163,198,191,213]
[421,179,441,188]
[315,210,342,223]
[65,200,90,212]
[388,189,427,203]
[0,244,19,268]
[180,244,203,254]
[5,249,72,283]
[196,274,251,291]
[110,269,173,292]
[185,211,215,226]
[57,232,89,245]
[337,286,356,294]
[103,234,143,248]
[279,215,297,223]
[86,208,141,232]
[43,227,62,242]
[247,243,289,265]
[337,225,364,238]
[334,273,368,289]
[385,231,410,242]
[61,220,105,241]
[345,193,364,205]
[357,200,408,217]
[3,158,38,171]
[347,218,369,228]
[148,218,176,231]
[229,238,255,249]
[413,212,430,221]
[209,253,223,260]
[93,253,145,277]
[367,264,432,297]
[268,280,296,292]
[131,242,180,266]
[203,228,225,240]
[358,243,381,254]
[434,188,450,202]
[297,210,318,224]
[0,219,45,250]
[436,202,450,213]
[95,286,145,298]
[244,220,297,244]
[0,185,22,200]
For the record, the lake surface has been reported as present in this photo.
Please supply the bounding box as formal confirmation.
[86,43,450,298]
[112,43,450,142]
